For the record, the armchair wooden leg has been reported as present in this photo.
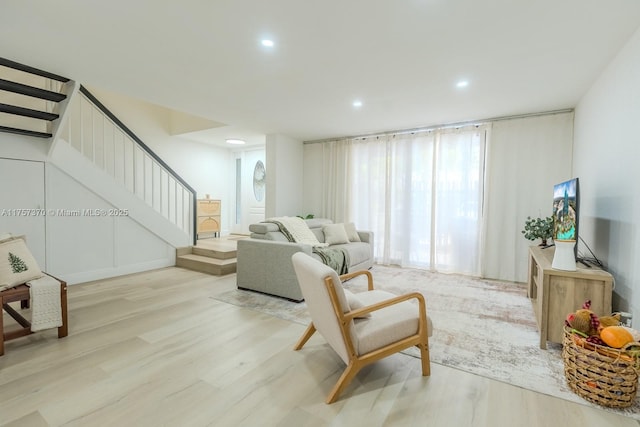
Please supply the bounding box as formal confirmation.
[418,342,431,376]
[294,323,316,350]
[326,361,360,404]
[58,283,68,338]
[0,301,4,356]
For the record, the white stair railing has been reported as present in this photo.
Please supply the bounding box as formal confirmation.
[57,85,195,243]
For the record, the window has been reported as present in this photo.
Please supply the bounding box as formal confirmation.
[328,126,487,275]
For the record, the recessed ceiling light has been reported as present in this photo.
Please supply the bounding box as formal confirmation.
[352,100,363,108]
[261,39,274,47]
[456,80,469,88]
[226,139,246,145]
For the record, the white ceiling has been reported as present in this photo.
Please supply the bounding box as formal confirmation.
[2,0,640,145]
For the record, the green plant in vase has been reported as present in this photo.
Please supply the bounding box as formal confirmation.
[522,216,554,246]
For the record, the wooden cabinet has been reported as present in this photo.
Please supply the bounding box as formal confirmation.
[527,246,613,349]
[196,199,221,238]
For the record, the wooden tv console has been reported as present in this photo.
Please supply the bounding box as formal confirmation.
[527,245,613,349]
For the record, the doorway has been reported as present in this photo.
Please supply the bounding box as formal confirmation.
[231,149,265,234]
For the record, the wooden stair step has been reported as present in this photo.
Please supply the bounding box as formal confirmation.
[0,103,59,121]
[192,246,236,260]
[0,125,52,138]
[176,253,236,276]
[0,78,66,102]
[0,57,70,82]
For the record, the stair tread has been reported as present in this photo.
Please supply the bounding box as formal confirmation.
[0,103,59,120]
[0,57,70,82]
[0,125,51,138]
[192,248,236,259]
[0,78,66,102]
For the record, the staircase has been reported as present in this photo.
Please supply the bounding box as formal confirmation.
[0,57,70,138]
[1,57,237,280]
[176,238,240,276]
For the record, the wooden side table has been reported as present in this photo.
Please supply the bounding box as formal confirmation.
[0,276,68,355]
[196,198,221,238]
[527,246,613,349]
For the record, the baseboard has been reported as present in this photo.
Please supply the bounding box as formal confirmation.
[59,257,175,285]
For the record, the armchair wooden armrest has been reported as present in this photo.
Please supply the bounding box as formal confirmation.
[344,291,426,321]
[339,269,374,291]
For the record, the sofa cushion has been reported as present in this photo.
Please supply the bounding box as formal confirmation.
[305,218,334,229]
[311,228,325,243]
[250,231,290,242]
[323,223,350,245]
[343,289,372,318]
[343,222,361,242]
[331,241,371,267]
[353,290,433,355]
[249,222,280,234]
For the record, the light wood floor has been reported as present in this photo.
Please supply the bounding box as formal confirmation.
[0,267,637,427]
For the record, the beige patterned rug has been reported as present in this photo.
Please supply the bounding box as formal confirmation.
[214,264,639,420]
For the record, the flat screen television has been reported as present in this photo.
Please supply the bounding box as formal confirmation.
[552,177,579,257]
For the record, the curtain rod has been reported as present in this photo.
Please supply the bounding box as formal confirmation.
[303,108,574,144]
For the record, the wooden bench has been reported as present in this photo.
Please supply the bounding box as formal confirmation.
[0,276,68,355]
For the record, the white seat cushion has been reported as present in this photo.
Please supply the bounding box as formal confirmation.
[352,290,432,356]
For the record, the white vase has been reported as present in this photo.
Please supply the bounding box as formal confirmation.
[552,240,576,271]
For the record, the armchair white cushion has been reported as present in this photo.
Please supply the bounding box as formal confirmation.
[291,252,432,403]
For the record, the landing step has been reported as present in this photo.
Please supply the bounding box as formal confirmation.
[192,246,236,260]
[176,254,236,276]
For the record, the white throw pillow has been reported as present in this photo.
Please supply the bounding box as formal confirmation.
[343,222,361,242]
[343,289,372,318]
[323,223,350,245]
[0,238,44,290]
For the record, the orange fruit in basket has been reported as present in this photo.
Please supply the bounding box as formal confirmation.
[600,326,634,349]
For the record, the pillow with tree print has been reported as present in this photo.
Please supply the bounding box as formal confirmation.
[0,238,43,291]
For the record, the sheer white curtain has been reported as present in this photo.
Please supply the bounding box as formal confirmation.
[433,128,486,274]
[319,139,352,221]
[320,125,488,275]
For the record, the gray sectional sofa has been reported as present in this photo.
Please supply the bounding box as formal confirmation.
[236,218,374,301]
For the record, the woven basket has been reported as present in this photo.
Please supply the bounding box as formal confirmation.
[563,326,639,408]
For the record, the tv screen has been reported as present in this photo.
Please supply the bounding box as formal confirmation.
[552,177,579,243]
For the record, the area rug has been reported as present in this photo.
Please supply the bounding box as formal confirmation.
[214,265,640,419]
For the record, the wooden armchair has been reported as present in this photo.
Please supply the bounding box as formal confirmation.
[291,252,432,404]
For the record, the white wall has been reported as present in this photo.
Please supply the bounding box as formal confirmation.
[573,26,640,319]
[265,133,303,218]
[0,132,49,162]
